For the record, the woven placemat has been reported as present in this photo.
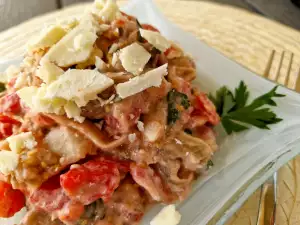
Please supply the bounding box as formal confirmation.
[1,1,300,224]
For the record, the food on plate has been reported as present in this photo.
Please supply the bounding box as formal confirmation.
[3,0,282,224]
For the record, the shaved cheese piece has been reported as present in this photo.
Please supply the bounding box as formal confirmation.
[36,59,64,83]
[116,64,168,99]
[14,72,28,89]
[93,0,120,22]
[17,86,38,109]
[137,121,144,132]
[46,69,114,107]
[150,205,181,225]
[0,65,20,83]
[128,133,136,143]
[27,25,67,51]
[95,56,107,71]
[57,17,79,31]
[144,121,163,142]
[17,86,66,115]
[64,101,85,123]
[7,132,37,153]
[119,43,151,75]
[43,15,99,67]
[0,151,19,175]
[139,29,171,52]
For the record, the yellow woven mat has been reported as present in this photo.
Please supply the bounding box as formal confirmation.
[1,1,300,224]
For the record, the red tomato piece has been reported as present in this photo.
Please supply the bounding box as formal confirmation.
[0,181,25,218]
[0,93,21,114]
[60,158,121,205]
[193,93,220,125]
[7,77,17,89]
[164,46,176,56]
[141,24,160,32]
[0,115,21,125]
[29,175,69,212]
[0,115,21,139]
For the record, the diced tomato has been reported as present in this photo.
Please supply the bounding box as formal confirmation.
[164,46,176,56]
[0,115,21,139]
[60,158,121,205]
[193,93,220,125]
[98,157,131,174]
[0,115,21,125]
[7,77,17,89]
[130,163,174,203]
[115,19,125,27]
[141,24,160,32]
[0,93,21,114]
[29,175,69,212]
[0,181,25,218]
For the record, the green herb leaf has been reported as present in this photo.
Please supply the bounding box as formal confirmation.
[150,47,161,55]
[167,89,190,124]
[207,160,214,169]
[210,81,285,134]
[0,83,6,93]
[184,129,193,135]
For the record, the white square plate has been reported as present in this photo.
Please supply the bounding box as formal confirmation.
[2,1,300,224]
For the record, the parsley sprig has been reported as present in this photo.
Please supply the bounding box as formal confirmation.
[209,81,285,134]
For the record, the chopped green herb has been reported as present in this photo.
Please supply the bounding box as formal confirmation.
[207,160,214,169]
[184,129,193,135]
[150,47,161,55]
[78,200,105,225]
[210,81,285,134]
[0,83,6,93]
[167,89,190,124]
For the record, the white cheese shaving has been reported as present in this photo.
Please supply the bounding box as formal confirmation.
[128,133,137,143]
[14,72,28,89]
[17,86,66,115]
[0,151,19,176]
[139,29,171,52]
[144,121,162,142]
[93,0,120,22]
[119,43,151,75]
[46,69,114,107]
[7,132,37,153]
[27,24,67,51]
[111,53,119,67]
[150,205,181,225]
[116,64,168,99]
[175,138,182,145]
[0,65,20,83]
[108,43,119,54]
[95,56,107,71]
[43,14,100,67]
[137,121,144,132]
[36,59,64,83]
[64,101,85,123]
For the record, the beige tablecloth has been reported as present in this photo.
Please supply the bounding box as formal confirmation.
[1,1,300,224]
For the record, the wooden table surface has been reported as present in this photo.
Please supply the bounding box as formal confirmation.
[0,1,300,224]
